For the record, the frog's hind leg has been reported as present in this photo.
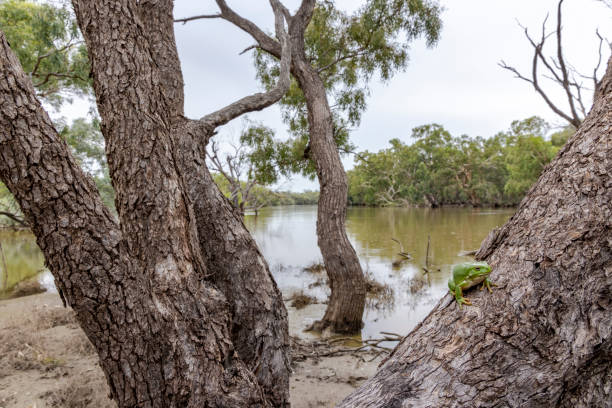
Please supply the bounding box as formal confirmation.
[456,287,472,307]
[480,278,495,293]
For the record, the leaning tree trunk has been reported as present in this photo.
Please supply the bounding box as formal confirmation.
[211,0,366,335]
[1,0,292,405]
[339,57,612,407]
[296,61,366,334]
[291,19,366,335]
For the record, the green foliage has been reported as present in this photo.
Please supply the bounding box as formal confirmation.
[239,124,290,185]
[348,117,561,207]
[0,1,116,221]
[550,126,575,147]
[254,0,443,177]
[209,122,313,212]
[211,173,319,209]
[502,118,559,202]
[0,0,91,107]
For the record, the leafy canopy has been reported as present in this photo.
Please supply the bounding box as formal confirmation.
[0,0,115,221]
[348,116,567,207]
[0,0,91,107]
[254,0,443,177]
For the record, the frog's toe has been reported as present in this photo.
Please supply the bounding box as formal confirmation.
[459,297,472,307]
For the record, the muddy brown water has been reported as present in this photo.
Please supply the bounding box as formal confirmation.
[0,206,513,339]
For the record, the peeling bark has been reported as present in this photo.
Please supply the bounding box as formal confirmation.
[339,57,612,407]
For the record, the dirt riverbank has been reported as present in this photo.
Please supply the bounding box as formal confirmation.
[0,293,381,408]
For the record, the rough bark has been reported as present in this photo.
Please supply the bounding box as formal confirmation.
[292,57,366,334]
[1,0,292,405]
[0,27,265,407]
[174,122,291,407]
[338,57,612,407]
[215,0,367,334]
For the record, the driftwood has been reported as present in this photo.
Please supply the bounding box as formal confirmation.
[290,332,403,363]
[391,238,412,267]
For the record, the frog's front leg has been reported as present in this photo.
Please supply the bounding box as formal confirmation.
[454,286,472,307]
[480,278,496,293]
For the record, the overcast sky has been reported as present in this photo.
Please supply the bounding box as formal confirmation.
[65,0,612,191]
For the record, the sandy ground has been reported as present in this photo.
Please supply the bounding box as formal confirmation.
[0,293,380,408]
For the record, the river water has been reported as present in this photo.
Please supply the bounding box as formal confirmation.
[0,206,513,339]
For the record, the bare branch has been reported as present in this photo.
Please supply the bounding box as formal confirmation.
[174,13,222,24]
[199,0,292,130]
[499,0,590,129]
[239,44,259,55]
[214,0,281,56]
[33,72,88,88]
[0,211,28,227]
[555,0,581,125]
[207,140,234,183]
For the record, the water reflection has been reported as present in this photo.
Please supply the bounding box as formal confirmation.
[0,230,46,293]
[1,206,513,339]
[245,205,513,339]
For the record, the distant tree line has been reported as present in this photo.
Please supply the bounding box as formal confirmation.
[347,116,573,207]
[212,172,319,211]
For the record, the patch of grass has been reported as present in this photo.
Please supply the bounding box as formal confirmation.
[364,275,395,312]
[303,262,325,274]
[44,380,115,408]
[0,328,48,375]
[28,305,78,330]
[364,276,389,296]
[290,290,317,309]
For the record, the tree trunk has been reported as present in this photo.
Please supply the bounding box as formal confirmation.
[175,123,290,406]
[291,24,366,335]
[339,57,612,407]
[1,0,291,405]
[212,0,367,334]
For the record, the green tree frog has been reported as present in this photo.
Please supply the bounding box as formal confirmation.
[448,262,494,307]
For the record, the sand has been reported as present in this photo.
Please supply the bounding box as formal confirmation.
[0,293,380,408]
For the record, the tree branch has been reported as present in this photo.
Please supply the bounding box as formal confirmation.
[0,211,28,227]
[554,0,581,126]
[293,0,316,28]
[499,1,586,129]
[31,40,82,77]
[317,48,369,74]
[214,0,281,56]
[33,72,88,88]
[199,0,292,130]
[174,13,222,24]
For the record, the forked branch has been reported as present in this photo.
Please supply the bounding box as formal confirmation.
[499,0,610,129]
[197,0,292,131]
